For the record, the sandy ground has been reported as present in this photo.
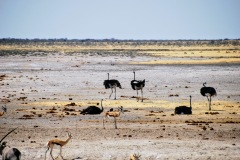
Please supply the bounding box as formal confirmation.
[0,52,240,160]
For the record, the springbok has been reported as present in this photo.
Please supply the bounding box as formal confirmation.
[103,106,124,129]
[45,131,72,160]
[0,128,21,160]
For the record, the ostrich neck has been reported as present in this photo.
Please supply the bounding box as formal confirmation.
[133,72,136,80]
[190,96,192,108]
[101,100,104,112]
[107,73,109,80]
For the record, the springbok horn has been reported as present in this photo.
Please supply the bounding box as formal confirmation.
[0,128,18,143]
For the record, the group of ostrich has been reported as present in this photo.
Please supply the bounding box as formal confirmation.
[0,71,217,160]
[81,71,217,116]
[103,72,145,102]
[175,82,217,114]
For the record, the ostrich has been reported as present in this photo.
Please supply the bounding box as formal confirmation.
[131,71,145,102]
[80,99,104,115]
[0,128,21,160]
[175,95,192,114]
[200,82,217,111]
[103,73,122,100]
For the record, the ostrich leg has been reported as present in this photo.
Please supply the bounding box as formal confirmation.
[206,96,210,111]
[141,89,143,102]
[114,117,117,129]
[209,96,212,111]
[136,90,139,101]
[109,88,113,99]
[114,87,117,100]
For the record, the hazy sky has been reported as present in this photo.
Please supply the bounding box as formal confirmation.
[0,0,239,40]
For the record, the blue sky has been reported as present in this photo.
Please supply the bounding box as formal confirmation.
[0,0,239,40]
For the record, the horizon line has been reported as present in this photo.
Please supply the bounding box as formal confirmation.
[1,38,239,41]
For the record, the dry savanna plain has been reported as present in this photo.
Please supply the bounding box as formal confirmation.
[0,39,240,160]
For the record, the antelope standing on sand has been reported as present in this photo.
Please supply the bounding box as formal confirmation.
[45,132,72,160]
[103,106,124,129]
[0,128,21,160]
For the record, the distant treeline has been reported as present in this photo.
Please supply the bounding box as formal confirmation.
[0,38,240,46]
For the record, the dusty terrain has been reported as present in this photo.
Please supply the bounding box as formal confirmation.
[0,40,240,159]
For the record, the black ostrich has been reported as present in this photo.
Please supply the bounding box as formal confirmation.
[103,73,122,100]
[175,95,192,114]
[80,99,104,115]
[200,82,217,111]
[131,71,145,102]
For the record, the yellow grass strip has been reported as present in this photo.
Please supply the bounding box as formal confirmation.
[130,58,240,65]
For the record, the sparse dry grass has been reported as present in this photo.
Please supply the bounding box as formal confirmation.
[1,40,240,55]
